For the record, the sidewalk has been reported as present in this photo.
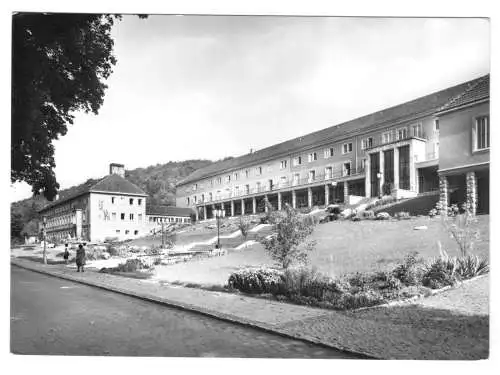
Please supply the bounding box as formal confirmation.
[11,258,488,360]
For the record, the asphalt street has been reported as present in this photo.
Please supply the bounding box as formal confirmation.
[11,266,358,358]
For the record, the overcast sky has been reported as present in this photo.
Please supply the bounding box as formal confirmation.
[11,15,490,202]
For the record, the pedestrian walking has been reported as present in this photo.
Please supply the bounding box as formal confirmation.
[63,243,70,265]
[76,244,86,272]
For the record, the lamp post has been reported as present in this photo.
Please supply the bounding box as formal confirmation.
[214,208,225,249]
[42,216,47,264]
[377,172,383,199]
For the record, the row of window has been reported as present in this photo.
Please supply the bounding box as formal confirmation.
[110,196,143,206]
[187,161,360,205]
[109,213,143,222]
[148,216,190,223]
[188,118,453,195]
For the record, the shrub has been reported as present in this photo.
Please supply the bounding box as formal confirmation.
[392,252,425,286]
[238,218,251,240]
[107,245,119,256]
[382,182,394,196]
[114,258,152,273]
[376,212,391,220]
[260,204,316,269]
[395,211,411,220]
[372,271,403,290]
[227,267,284,294]
[361,210,375,219]
[455,254,489,279]
[422,257,458,289]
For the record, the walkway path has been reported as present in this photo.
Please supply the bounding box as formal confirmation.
[11,258,488,360]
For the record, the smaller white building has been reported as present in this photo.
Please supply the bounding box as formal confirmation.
[146,205,194,226]
[39,163,149,243]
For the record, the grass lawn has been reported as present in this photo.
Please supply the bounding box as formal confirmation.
[126,223,242,248]
[153,215,489,287]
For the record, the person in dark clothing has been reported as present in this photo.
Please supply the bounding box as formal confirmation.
[63,243,70,265]
[76,244,86,272]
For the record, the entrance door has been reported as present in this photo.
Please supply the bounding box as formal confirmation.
[370,153,380,197]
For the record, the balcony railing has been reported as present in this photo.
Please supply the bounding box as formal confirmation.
[364,132,428,151]
[196,166,365,205]
[414,151,439,162]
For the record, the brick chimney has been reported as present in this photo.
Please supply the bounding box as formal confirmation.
[109,163,125,178]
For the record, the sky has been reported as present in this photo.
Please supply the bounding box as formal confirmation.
[10,15,490,202]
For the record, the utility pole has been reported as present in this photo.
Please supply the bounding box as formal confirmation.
[161,221,165,248]
[42,216,47,264]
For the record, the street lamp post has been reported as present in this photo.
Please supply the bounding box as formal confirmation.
[42,216,47,264]
[214,208,225,249]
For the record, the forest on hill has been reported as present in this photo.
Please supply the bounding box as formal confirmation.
[10,159,215,240]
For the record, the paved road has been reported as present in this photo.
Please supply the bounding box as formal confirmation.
[11,266,358,358]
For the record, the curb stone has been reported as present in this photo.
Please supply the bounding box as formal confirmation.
[11,260,375,360]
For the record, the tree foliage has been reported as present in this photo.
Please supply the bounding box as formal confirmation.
[12,13,119,200]
[261,204,317,269]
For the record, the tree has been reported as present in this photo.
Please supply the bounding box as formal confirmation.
[260,204,317,269]
[12,13,119,200]
[11,210,24,239]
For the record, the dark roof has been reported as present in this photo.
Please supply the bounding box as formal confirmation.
[438,74,490,113]
[39,173,147,213]
[146,205,194,217]
[177,75,488,186]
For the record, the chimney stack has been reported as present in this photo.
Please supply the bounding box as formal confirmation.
[109,163,125,178]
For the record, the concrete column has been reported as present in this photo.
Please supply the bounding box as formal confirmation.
[379,150,385,195]
[241,199,245,216]
[230,200,235,217]
[264,195,269,213]
[439,175,449,215]
[344,181,349,204]
[307,187,312,208]
[252,197,257,214]
[292,190,297,209]
[365,154,371,197]
[393,147,400,190]
[466,171,478,215]
[212,204,216,219]
[195,208,199,221]
[277,192,282,211]
[203,206,207,220]
[325,184,330,206]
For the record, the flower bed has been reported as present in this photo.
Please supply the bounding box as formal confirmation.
[226,250,489,311]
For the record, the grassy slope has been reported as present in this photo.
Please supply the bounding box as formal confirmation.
[153,215,489,286]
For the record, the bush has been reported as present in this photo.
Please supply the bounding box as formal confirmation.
[260,204,316,269]
[361,210,375,219]
[422,257,458,289]
[395,211,411,220]
[455,254,489,279]
[114,258,152,273]
[227,267,284,294]
[392,252,425,286]
[238,218,251,240]
[107,245,119,256]
[376,212,391,220]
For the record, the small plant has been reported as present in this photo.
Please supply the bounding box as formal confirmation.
[261,204,316,269]
[392,252,425,286]
[238,218,251,240]
[115,258,152,272]
[455,254,489,279]
[376,212,391,220]
[422,256,458,289]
